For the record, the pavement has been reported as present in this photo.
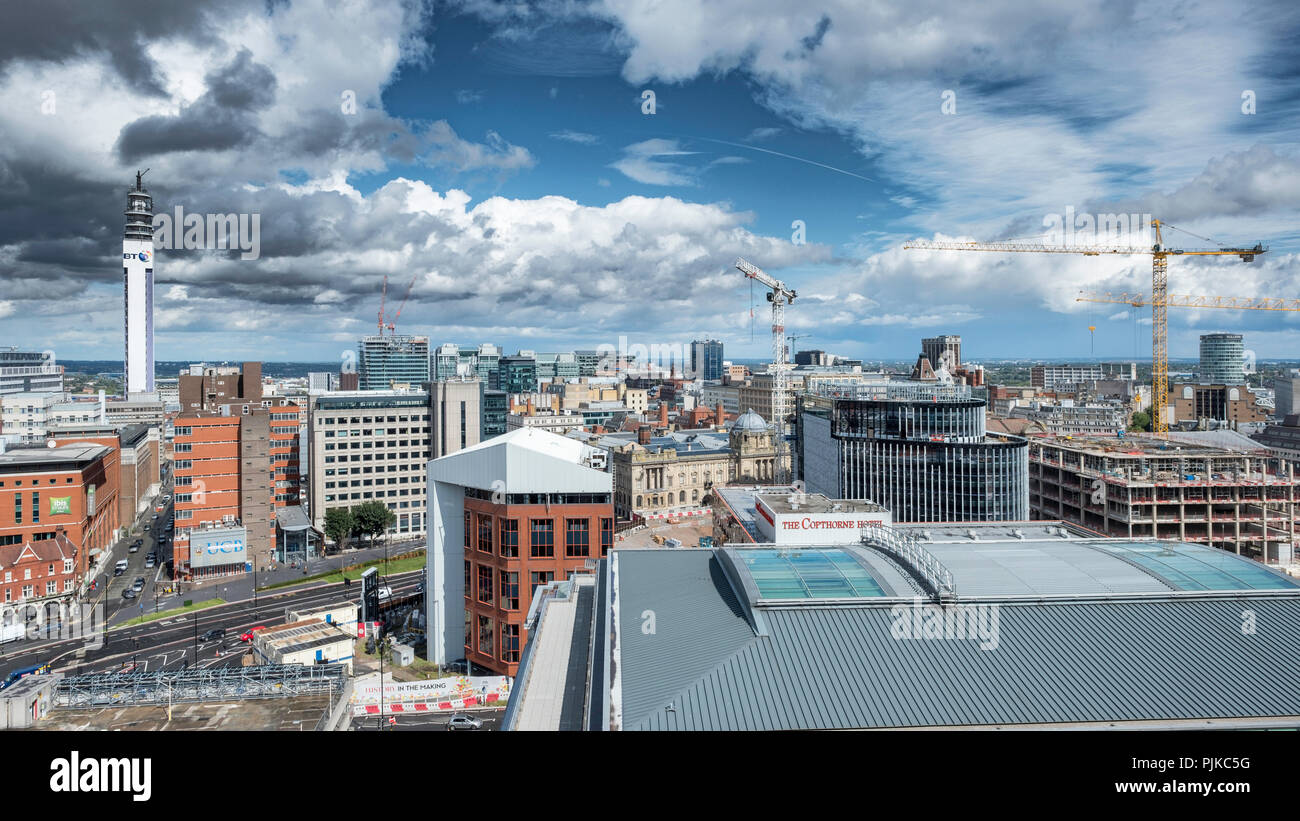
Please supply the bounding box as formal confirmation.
[353,708,504,732]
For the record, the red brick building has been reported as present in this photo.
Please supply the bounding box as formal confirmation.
[0,443,120,593]
[173,400,302,578]
[427,428,613,677]
[0,532,79,629]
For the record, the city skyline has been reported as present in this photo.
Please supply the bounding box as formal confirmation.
[1,1,1298,365]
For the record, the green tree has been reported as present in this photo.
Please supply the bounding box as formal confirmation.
[323,507,354,551]
[352,501,397,546]
[1129,410,1152,432]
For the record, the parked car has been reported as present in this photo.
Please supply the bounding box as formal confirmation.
[377,586,393,601]
[144,556,156,569]
[114,559,128,576]
[128,543,140,553]
[446,714,483,731]
[200,628,224,642]
[121,588,136,600]
[239,626,268,642]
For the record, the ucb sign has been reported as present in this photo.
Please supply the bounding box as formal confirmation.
[190,525,248,568]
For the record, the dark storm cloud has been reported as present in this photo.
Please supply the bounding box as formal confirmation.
[0,0,255,96]
[115,49,277,161]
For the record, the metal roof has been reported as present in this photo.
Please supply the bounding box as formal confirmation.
[610,549,1300,730]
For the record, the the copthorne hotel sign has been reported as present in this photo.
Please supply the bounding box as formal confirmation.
[754,494,892,545]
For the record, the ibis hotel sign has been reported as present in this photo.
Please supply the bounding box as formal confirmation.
[754,496,892,545]
[189,525,248,568]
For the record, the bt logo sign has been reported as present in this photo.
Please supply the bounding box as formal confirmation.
[122,251,150,262]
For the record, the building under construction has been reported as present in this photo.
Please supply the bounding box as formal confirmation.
[1029,434,1298,565]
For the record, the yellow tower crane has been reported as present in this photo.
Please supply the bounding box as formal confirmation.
[905,220,1268,435]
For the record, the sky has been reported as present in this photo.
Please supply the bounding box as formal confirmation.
[2,0,1299,370]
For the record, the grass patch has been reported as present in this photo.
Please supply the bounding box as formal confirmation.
[259,552,425,591]
[117,597,226,628]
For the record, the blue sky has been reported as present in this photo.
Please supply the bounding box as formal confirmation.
[1,0,1298,368]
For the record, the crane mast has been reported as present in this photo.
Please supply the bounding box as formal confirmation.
[735,258,797,484]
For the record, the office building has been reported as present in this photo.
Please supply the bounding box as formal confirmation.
[179,362,262,412]
[430,378,482,459]
[499,355,538,395]
[173,400,303,576]
[426,427,613,676]
[50,425,161,526]
[1030,362,1137,390]
[1166,383,1268,425]
[1029,434,1300,564]
[531,352,579,382]
[481,390,508,439]
[1272,372,1300,418]
[793,350,830,367]
[0,349,63,396]
[307,372,337,394]
[503,523,1300,730]
[307,390,431,542]
[690,339,724,381]
[123,171,155,395]
[434,343,502,386]
[1006,401,1127,435]
[921,335,962,371]
[0,443,120,585]
[1200,333,1245,384]
[798,381,1029,521]
[711,486,890,546]
[358,335,430,391]
[575,350,604,377]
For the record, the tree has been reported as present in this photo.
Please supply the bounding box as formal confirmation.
[323,507,354,551]
[1129,409,1152,432]
[352,501,397,547]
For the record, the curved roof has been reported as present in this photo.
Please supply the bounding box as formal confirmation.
[733,408,768,432]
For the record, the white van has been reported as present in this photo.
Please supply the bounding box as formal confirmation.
[114,559,128,576]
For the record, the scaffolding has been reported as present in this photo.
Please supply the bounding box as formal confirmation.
[55,663,347,709]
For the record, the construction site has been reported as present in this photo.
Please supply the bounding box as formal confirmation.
[1029,434,1299,564]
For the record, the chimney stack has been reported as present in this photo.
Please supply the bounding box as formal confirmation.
[526,398,536,417]
[658,402,669,428]
[637,425,651,445]
[716,402,725,426]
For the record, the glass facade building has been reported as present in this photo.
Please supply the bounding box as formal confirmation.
[358,334,430,390]
[691,339,724,381]
[799,383,1028,522]
[1199,333,1245,385]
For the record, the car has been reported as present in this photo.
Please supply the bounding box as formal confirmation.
[414,581,424,594]
[114,559,128,576]
[239,626,268,642]
[377,586,393,601]
[121,588,136,600]
[143,524,150,532]
[152,513,159,520]
[445,660,468,674]
[128,543,140,553]
[200,628,224,642]
[144,556,156,568]
[131,577,145,592]
[446,714,483,731]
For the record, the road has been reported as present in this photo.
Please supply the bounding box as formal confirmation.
[0,567,425,680]
[353,708,505,732]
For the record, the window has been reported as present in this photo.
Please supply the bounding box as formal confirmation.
[13,493,21,525]
[601,518,613,557]
[464,511,471,548]
[477,564,493,604]
[529,570,554,592]
[499,519,518,558]
[464,559,471,597]
[530,519,553,558]
[24,569,31,580]
[45,581,56,595]
[501,623,520,664]
[478,615,494,658]
[63,559,73,573]
[565,518,589,557]
[477,513,493,554]
[32,493,39,524]
[22,585,33,599]
[499,570,518,611]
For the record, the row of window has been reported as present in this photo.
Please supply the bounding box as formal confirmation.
[463,513,613,558]
[322,415,429,425]
[463,489,613,506]
[463,604,523,664]
[3,579,72,600]
[2,560,73,582]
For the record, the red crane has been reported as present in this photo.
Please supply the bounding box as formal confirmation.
[377,275,388,334]
[387,275,417,335]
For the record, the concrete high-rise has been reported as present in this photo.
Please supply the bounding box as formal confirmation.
[1200,333,1245,385]
[123,171,155,395]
